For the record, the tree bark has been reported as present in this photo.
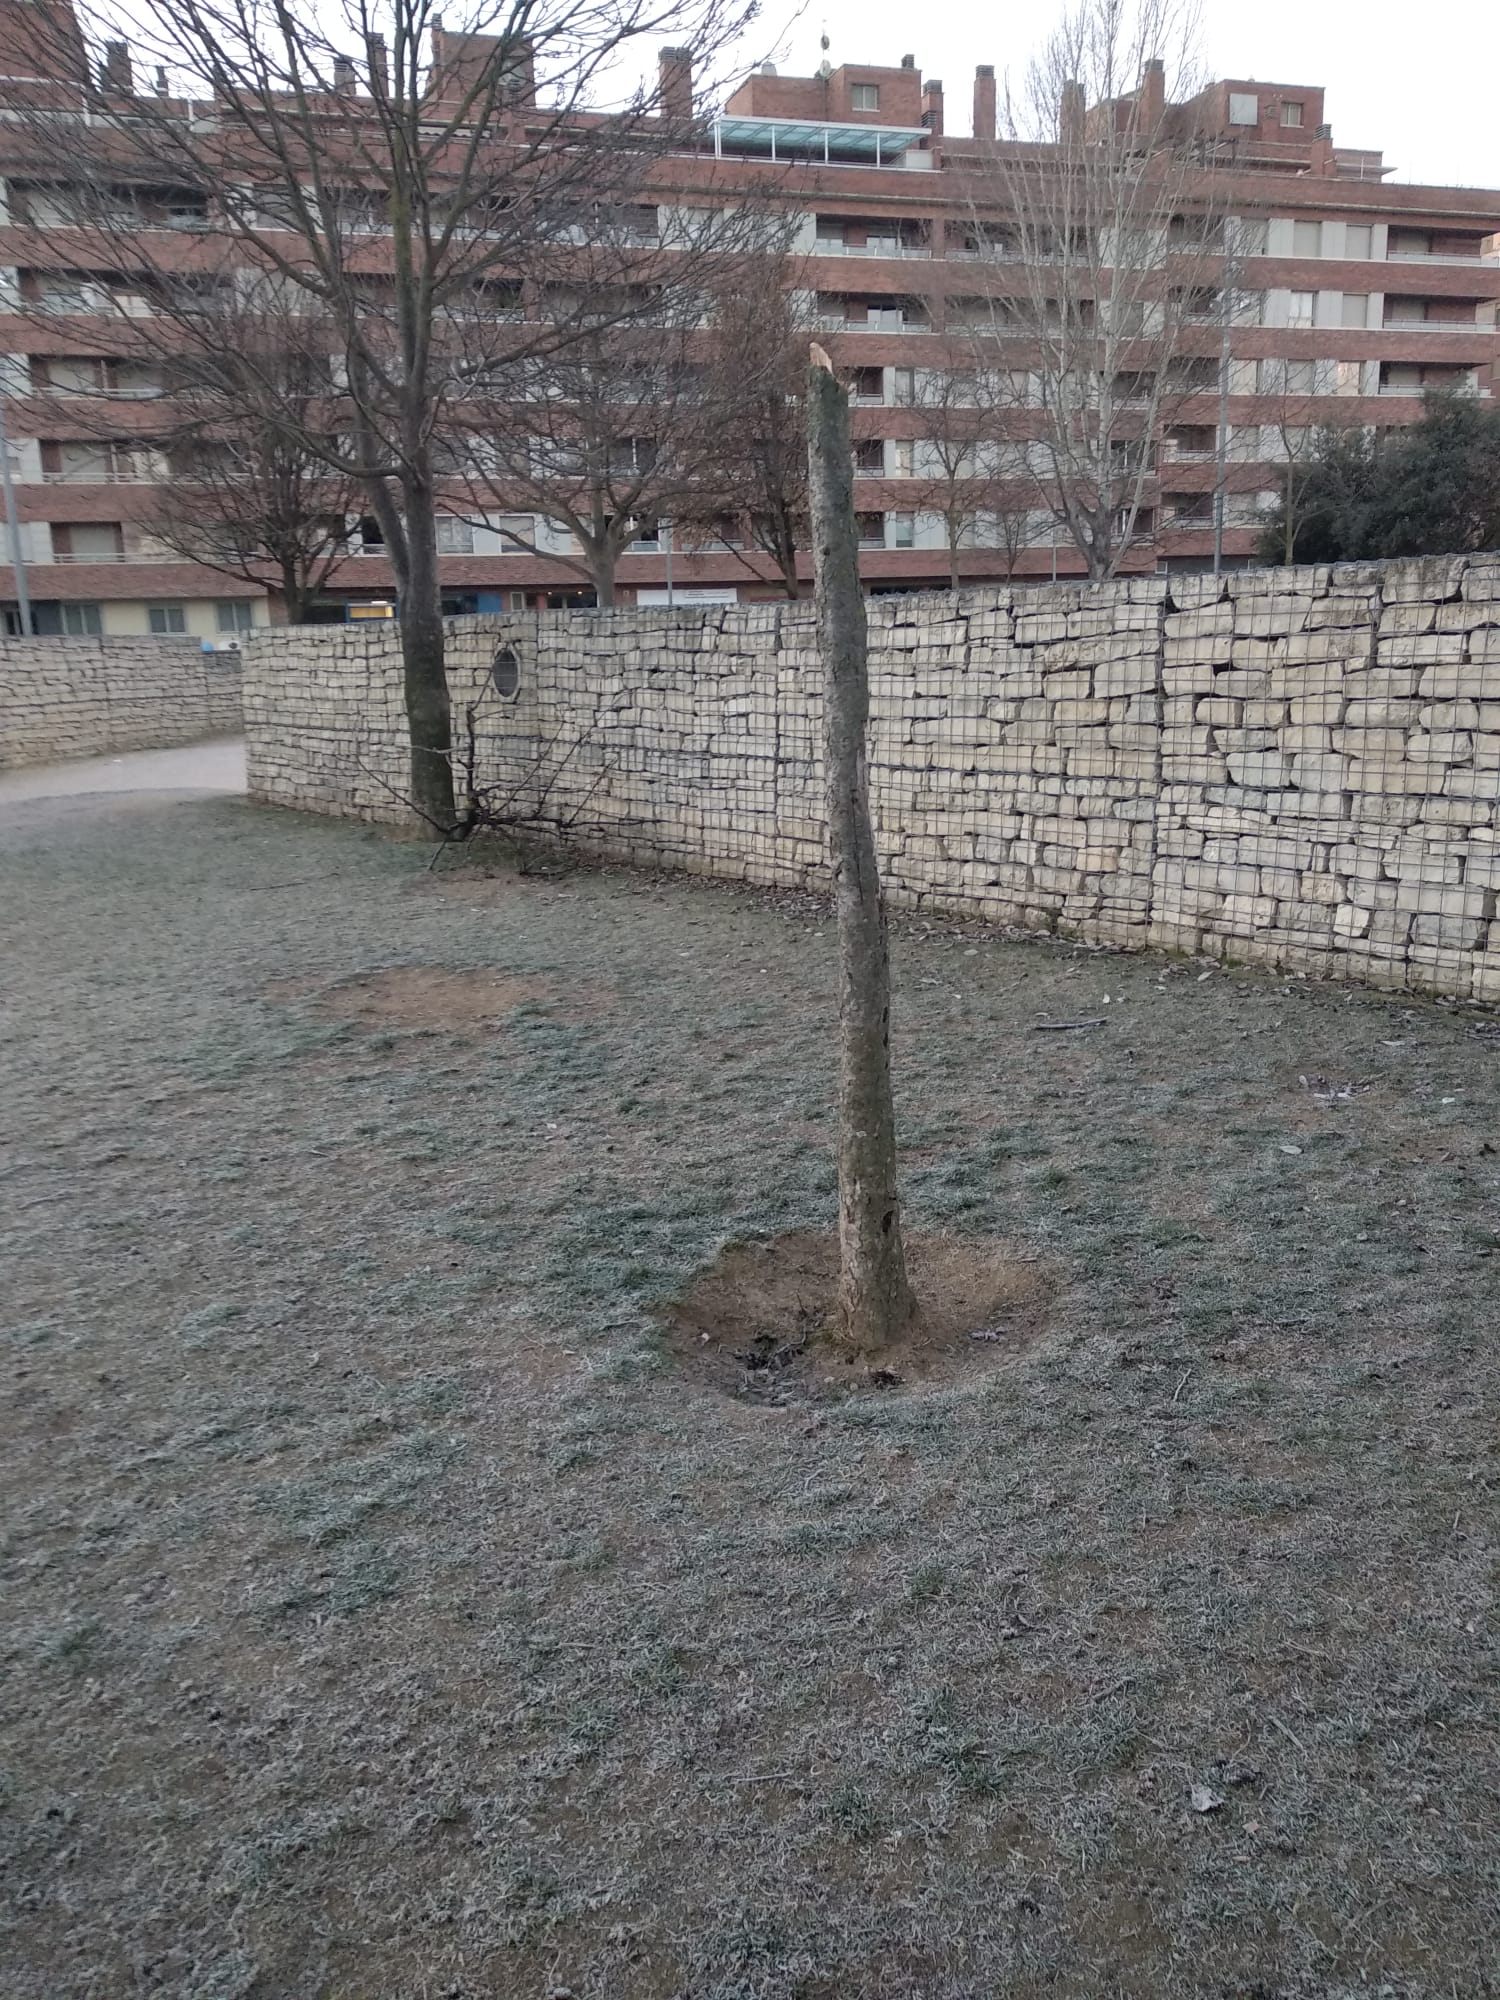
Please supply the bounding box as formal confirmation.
[806,352,917,1356]
[397,470,457,833]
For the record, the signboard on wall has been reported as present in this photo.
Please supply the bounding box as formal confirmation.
[634,587,738,607]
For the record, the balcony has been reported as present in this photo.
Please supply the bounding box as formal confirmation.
[1386,252,1497,267]
[705,115,928,168]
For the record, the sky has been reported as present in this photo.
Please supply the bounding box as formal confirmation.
[748,0,1500,190]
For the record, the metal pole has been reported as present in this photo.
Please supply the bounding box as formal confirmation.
[1211,314,1231,575]
[0,395,32,634]
[1212,225,1243,577]
[663,517,673,606]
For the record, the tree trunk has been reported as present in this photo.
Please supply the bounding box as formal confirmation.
[279,551,311,626]
[590,546,617,608]
[397,472,456,833]
[805,351,917,1356]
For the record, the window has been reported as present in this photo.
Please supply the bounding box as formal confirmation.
[893,440,915,477]
[1292,221,1322,258]
[56,522,124,560]
[1228,92,1258,126]
[216,601,255,633]
[1280,100,1303,127]
[62,601,101,635]
[492,514,534,549]
[435,514,475,554]
[890,366,915,403]
[148,603,186,633]
[850,83,879,111]
[1341,293,1369,328]
[888,511,916,548]
[1288,291,1315,327]
[853,439,885,474]
[357,516,386,552]
[856,512,885,547]
[1228,215,1268,257]
[1335,360,1363,395]
[1345,224,1373,260]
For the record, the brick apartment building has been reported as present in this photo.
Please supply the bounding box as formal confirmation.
[0,10,1497,638]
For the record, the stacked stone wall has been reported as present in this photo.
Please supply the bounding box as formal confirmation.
[243,555,1500,1000]
[0,636,242,770]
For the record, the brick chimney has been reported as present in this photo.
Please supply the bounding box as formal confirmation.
[658,46,692,121]
[99,39,132,94]
[922,76,943,137]
[1138,56,1165,131]
[1060,77,1085,146]
[366,34,388,95]
[973,63,995,141]
[332,52,356,94]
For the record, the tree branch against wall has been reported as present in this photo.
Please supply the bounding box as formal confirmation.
[8,0,759,827]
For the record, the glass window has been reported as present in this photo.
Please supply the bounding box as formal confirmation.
[1288,291,1315,327]
[216,601,255,633]
[1228,92,1258,126]
[890,367,915,404]
[1292,221,1322,257]
[62,601,101,635]
[1280,101,1303,127]
[147,604,186,634]
[888,512,916,548]
[1345,224,1373,260]
[435,514,475,554]
[850,83,879,111]
[1341,293,1369,328]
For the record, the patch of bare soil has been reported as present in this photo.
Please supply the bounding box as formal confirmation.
[265,966,561,1034]
[664,1228,1053,1403]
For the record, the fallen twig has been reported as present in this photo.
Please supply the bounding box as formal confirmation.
[1029,1018,1106,1033]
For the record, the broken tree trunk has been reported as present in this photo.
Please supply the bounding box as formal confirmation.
[806,346,918,1355]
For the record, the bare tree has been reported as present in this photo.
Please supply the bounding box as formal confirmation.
[458,212,791,605]
[1253,363,1333,566]
[686,248,816,598]
[895,363,1003,590]
[806,344,915,1356]
[8,0,754,828]
[954,0,1228,579]
[122,293,361,621]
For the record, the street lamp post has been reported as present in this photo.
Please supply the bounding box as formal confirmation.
[0,393,32,634]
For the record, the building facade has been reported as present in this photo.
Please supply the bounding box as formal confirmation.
[0,17,1497,635]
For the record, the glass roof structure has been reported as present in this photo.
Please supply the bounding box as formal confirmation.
[709,116,929,166]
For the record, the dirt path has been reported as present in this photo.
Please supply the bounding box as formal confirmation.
[0,733,245,804]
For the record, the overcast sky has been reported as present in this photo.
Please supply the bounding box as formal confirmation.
[751,0,1499,190]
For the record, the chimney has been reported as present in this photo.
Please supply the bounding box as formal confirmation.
[499,42,535,106]
[973,63,995,141]
[1060,77,1085,146]
[153,65,168,97]
[99,40,132,94]
[1138,56,1165,131]
[658,46,693,121]
[366,34,388,96]
[921,77,943,137]
[332,53,356,94]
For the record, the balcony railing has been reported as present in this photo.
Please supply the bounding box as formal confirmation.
[1386,252,1497,266]
[812,240,931,259]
